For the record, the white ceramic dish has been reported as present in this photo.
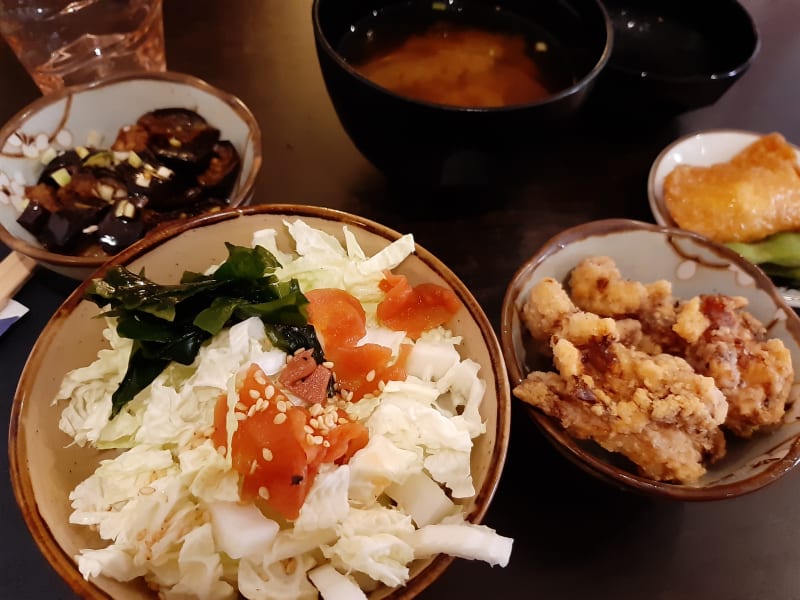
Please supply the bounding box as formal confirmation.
[648,129,800,307]
[0,71,262,280]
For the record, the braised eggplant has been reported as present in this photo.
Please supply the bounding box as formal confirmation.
[16,108,242,257]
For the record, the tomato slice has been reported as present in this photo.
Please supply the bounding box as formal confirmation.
[377,272,461,338]
[326,343,411,401]
[306,288,366,347]
[212,363,368,520]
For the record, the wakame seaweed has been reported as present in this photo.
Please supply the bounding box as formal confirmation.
[84,243,318,418]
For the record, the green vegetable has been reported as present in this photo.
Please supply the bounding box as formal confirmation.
[726,232,800,268]
[85,243,316,419]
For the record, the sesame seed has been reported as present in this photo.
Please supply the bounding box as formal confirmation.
[248,389,260,400]
[139,486,155,495]
[322,361,334,369]
[235,412,247,421]
[265,385,275,399]
[254,371,267,386]
[313,435,323,445]
[258,486,270,500]
[378,381,386,391]
[309,418,319,429]
[277,400,288,413]
[309,404,323,417]
[365,369,376,382]
[338,417,348,425]
[217,446,227,456]
[247,405,256,418]
[262,448,273,462]
[304,424,314,434]
[273,413,287,425]
[305,433,315,445]
[235,401,247,411]
[249,460,258,475]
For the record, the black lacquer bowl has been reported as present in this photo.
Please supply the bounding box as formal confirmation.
[312,0,612,187]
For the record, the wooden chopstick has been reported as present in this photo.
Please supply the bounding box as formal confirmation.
[0,251,37,312]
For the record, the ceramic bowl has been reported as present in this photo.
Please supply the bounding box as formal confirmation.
[589,0,759,117]
[501,218,800,501]
[312,0,611,187]
[9,204,511,599]
[0,71,262,280]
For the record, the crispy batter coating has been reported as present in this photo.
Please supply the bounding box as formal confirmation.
[516,277,727,484]
[663,132,800,243]
[515,258,797,483]
[567,256,794,438]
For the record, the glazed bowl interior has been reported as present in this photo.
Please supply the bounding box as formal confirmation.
[312,0,612,185]
[590,0,759,116]
[0,70,262,280]
[10,204,511,599]
[501,218,800,501]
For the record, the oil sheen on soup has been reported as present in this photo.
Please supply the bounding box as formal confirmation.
[338,1,576,108]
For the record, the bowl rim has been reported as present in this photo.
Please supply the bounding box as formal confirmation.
[603,0,760,83]
[310,0,614,113]
[0,70,263,270]
[647,128,800,231]
[500,217,800,501]
[9,203,512,599]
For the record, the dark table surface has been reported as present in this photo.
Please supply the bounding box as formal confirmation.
[3,1,800,598]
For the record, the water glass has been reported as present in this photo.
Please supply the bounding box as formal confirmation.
[0,0,166,95]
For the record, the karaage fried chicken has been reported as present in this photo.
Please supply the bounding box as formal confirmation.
[567,256,794,437]
[516,277,728,483]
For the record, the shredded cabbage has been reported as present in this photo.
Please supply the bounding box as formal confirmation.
[57,219,512,600]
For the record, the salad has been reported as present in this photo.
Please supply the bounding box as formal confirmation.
[55,219,513,599]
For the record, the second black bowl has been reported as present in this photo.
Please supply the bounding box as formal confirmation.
[589,0,760,118]
[312,0,612,187]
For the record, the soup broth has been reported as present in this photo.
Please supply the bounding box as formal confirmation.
[338,0,576,108]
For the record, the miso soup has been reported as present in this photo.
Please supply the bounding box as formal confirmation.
[337,0,577,108]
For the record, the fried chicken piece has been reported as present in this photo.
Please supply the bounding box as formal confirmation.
[515,277,728,484]
[567,256,795,437]
[567,256,682,354]
[674,295,794,437]
[663,132,800,243]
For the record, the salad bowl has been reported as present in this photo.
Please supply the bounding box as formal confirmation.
[9,204,512,599]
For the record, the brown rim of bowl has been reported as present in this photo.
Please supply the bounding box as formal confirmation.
[646,128,800,231]
[500,217,800,501]
[9,203,511,599]
[0,70,263,270]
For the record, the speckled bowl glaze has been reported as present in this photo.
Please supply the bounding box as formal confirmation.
[501,218,800,501]
[10,204,511,599]
[0,71,262,280]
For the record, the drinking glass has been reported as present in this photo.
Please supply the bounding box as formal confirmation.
[0,0,166,95]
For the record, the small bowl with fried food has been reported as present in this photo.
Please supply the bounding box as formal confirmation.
[501,218,800,500]
[648,129,800,306]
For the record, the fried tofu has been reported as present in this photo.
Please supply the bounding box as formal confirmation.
[663,132,800,243]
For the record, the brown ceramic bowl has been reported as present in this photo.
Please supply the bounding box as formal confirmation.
[9,204,511,599]
[0,70,262,280]
[501,218,800,501]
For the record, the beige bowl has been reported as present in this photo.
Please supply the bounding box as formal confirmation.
[501,218,800,501]
[0,70,262,280]
[9,204,511,599]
